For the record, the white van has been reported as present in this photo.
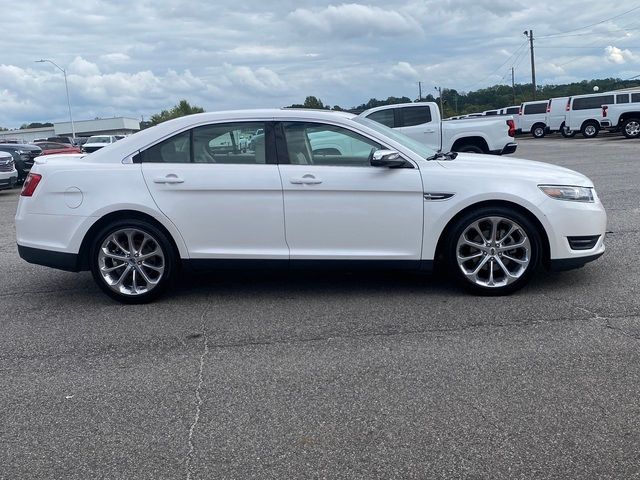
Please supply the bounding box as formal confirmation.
[500,106,520,130]
[545,97,574,137]
[565,92,616,138]
[519,101,548,138]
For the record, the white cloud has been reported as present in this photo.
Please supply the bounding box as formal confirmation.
[605,46,636,64]
[68,57,101,76]
[100,53,131,64]
[288,3,423,38]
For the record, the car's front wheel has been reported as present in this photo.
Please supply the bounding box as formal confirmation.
[90,219,177,303]
[446,207,541,295]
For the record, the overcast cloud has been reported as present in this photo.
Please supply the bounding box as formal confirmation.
[0,0,638,127]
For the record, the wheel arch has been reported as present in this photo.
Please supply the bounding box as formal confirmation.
[451,136,489,153]
[77,209,185,271]
[580,118,600,130]
[433,199,551,268]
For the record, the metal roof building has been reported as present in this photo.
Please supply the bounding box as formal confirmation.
[0,117,140,143]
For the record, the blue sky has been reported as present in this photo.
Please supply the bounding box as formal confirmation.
[1,0,638,128]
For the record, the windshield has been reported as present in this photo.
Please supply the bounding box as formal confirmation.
[352,117,437,158]
[87,136,111,144]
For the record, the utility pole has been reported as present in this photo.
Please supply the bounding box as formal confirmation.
[523,30,536,99]
[418,81,422,101]
[511,66,516,104]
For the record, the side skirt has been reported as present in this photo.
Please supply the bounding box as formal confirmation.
[182,259,433,273]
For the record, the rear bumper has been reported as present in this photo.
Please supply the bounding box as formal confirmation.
[490,142,518,155]
[17,244,81,272]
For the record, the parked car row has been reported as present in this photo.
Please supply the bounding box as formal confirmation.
[447,88,640,141]
[0,134,127,186]
[512,90,640,140]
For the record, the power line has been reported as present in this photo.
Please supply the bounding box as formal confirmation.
[464,40,528,91]
[538,4,640,38]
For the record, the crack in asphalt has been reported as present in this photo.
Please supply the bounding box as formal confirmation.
[543,294,640,342]
[185,307,210,480]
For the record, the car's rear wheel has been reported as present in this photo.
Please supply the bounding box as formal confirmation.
[581,121,599,138]
[560,125,576,138]
[90,220,177,303]
[531,124,546,138]
[622,118,640,139]
[446,207,541,295]
[456,145,484,154]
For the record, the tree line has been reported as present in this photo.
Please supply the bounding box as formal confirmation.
[288,77,640,118]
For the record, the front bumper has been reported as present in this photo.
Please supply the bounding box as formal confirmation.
[490,142,518,155]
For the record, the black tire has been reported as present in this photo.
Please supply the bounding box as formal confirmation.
[531,124,546,138]
[580,121,600,138]
[455,145,484,154]
[90,219,178,304]
[560,125,576,138]
[621,118,640,139]
[445,206,541,296]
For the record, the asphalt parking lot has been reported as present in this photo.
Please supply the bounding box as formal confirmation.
[1,135,639,479]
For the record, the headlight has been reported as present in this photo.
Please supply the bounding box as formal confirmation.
[539,185,594,202]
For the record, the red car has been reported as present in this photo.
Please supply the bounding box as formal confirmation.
[34,142,81,155]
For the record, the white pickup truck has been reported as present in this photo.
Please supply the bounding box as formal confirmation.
[600,92,640,139]
[359,102,517,154]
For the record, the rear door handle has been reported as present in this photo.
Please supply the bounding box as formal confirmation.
[424,129,435,133]
[153,174,184,184]
[290,174,322,185]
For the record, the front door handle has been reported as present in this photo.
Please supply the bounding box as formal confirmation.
[424,129,436,133]
[290,174,322,185]
[154,174,184,184]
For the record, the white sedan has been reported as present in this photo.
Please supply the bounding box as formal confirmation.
[16,109,606,303]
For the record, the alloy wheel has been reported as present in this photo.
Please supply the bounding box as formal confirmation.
[97,228,165,296]
[625,121,640,137]
[455,216,531,288]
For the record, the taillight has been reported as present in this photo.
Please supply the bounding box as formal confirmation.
[21,173,42,197]
[518,106,522,115]
[546,101,551,113]
[506,119,516,137]
[602,105,608,117]
[566,98,571,111]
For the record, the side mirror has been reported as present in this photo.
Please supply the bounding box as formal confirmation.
[371,149,410,168]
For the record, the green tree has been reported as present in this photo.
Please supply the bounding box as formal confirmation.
[20,122,53,129]
[149,100,205,126]
[288,96,328,109]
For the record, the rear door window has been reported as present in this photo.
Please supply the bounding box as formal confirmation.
[366,109,395,128]
[616,94,630,104]
[632,93,640,103]
[398,106,432,127]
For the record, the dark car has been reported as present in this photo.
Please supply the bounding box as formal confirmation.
[0,143,42,182]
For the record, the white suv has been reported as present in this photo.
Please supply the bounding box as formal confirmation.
[0,151,18,191]
[16,109,606,302]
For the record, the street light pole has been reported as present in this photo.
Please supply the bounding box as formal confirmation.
[36,59,76,139]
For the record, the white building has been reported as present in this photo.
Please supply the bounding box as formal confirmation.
[0,117,141,143]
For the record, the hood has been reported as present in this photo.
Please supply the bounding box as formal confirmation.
[437,153,594,187]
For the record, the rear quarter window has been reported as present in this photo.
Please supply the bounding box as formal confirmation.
[572,95,614,110]
[523,103,547,115]
[366,109,395,128]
